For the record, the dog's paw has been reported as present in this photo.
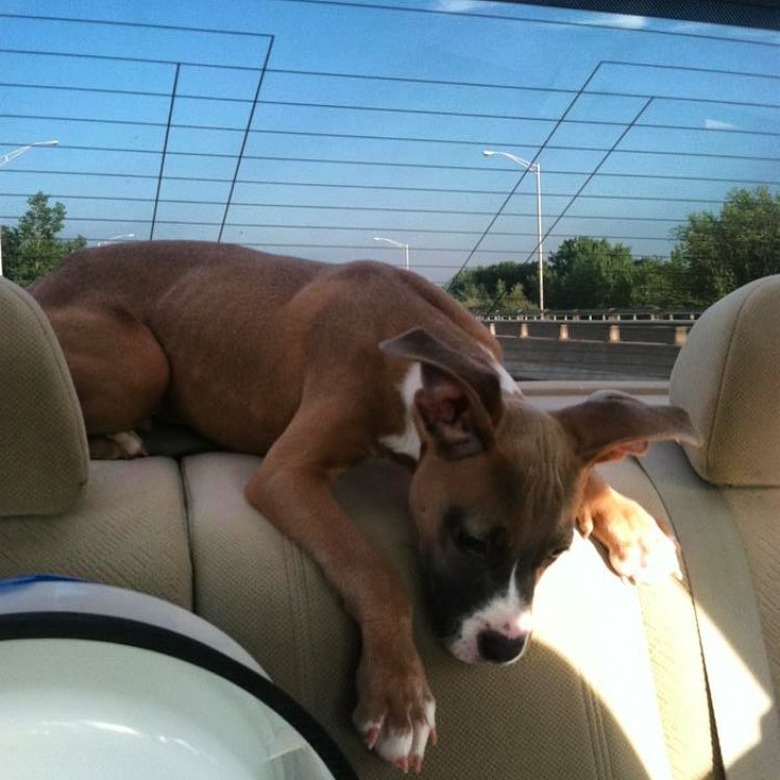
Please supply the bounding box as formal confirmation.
[353,650,437,773]
[355,698,437,774]
[88,431,148,460]
[579,488,682,584]
[607,513,682,584]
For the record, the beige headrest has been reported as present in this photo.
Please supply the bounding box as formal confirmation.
[0,277,89,514]
[670,275,780,487]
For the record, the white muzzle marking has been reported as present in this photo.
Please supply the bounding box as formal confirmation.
[448,563,533,664]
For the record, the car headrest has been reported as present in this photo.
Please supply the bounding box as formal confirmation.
[0,277,89,515]
[670,275,780,487]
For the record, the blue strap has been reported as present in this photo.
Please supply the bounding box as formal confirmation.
[0,574,87,591]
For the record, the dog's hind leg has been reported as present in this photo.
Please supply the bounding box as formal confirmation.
[45,306,170,459]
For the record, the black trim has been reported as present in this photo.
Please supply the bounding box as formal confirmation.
[0,611,357,780]
[495,0,780,31]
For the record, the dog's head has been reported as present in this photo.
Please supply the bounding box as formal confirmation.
[381,328,698,665]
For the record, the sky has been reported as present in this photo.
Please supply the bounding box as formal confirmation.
[1,0,778,283]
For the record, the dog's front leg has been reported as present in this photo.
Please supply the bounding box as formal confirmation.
[245,429,436,773]
[577,470,682,583]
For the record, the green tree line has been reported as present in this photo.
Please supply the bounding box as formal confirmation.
[448,186,780,314]
[3,187,778,312]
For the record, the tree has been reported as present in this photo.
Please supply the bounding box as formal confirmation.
[491,277,533,316]
[1,192,86,287]
[445,188,779,313]
[671,186,780,306]
[628,256,692,308]
[447,261,536,314]
[546,237,635,309]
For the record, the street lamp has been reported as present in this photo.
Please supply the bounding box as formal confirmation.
[1,139,59,167]
[482,149,545,314]
[373,236,410,271]
[0,139,60,277]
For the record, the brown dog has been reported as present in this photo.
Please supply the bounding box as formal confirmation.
[30,241,698,772]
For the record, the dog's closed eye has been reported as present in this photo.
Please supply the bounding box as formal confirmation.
[454,527,489,557]
[450,518,510,559]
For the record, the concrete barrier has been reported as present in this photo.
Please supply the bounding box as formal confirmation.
[503,309,702,322]
[499,337,680,381]
[489,319,691,346]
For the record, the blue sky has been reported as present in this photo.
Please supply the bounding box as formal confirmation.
[1,0,778,283]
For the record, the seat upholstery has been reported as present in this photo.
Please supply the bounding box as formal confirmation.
[0,458,192,608]
[726,488,780,702]
[0,277,88,515]
[670,275,780,736]
[639,443,780,778]
[599,458,719,780]
[670,274,780,487]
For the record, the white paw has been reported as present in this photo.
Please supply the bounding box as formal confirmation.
[355,699,436,773]
[609,512,683,584]
[108,431,147,457]
[89,431,147,460]
[583,488,683,584]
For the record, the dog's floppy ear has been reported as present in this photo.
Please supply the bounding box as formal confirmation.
[380,328,502,459]
[553,390,701,465]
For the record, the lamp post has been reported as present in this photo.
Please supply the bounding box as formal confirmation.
[482,149,544,314]
[0,139,60,277]
[373,236,410,271]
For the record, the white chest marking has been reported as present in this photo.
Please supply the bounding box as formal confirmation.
[379,363,423,460]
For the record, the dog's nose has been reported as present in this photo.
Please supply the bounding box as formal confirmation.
[477,629,528,663]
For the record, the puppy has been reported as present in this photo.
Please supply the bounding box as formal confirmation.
[30,241,698,772]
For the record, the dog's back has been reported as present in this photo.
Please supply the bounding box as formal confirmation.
[30,241,499,455]
[30,240,324,320]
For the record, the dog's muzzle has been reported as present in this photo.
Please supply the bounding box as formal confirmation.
[477,628,530,664]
